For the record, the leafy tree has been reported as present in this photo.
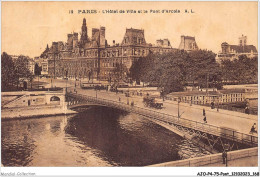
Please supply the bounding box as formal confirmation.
[1,52,34,91]
[130,56,154,85]
[112,63,128,85]
[156,50,189,94]
[1,52,15,91]
[221,55,257,84]
[129,58,142,84]
[13,55,33,89]
[188,50,222,89]
[34,63,42,89]
[129,49,223,95]
[34,63,42,75]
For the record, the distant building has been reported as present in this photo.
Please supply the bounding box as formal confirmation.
[166,90,221,105]
[27,59,35,74]
[156,39,171,48]
[223,84,258,114]
[45,18,176,81]
[166,88,246,105]
[218,89,246,103]
[178,35,198,51]
[34,57,48,75]
[41,60,48,75]
[217,35,258,62]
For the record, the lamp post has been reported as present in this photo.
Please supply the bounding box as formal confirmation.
[206,73,209,105]
[178,97,181,118]
[65,70,68,93]
[74,79,76,93]
[217,95,220,112]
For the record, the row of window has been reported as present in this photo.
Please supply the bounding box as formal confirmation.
[168,94,244,103]
[51,46,172,60]
[61,61,97,68]
[84,50,98,57]
[180,96,218,102]
[222,98,244,102]
[124,37,144,44]
[100,48,148,58]
[222,93,243,98]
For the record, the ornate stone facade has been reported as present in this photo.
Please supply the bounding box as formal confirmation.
[47,18,175,81]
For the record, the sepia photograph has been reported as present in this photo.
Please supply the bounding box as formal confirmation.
[1,1,258,175]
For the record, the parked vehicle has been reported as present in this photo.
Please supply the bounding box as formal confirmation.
[81,82,106,90]
[125,92,130,97]
[143,96,163,109]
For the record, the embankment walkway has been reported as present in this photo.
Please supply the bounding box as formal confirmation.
[149,147,258,167]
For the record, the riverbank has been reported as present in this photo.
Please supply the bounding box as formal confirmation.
[1,105,77,120]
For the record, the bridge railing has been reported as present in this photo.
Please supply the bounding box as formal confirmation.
[149,147,258,167]
[67,93,258,146]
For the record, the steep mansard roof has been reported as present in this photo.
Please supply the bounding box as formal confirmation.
[228,45,257,53]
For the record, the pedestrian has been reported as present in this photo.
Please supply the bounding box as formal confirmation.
[245,107,249,114]
[222,150,227,164]
[251,123,257,133]
[211,102,215,109]
[203,116,207,123]
[203,108,205,116]
[118,97,121,102]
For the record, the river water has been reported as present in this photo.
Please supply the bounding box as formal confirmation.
[1,106,210,166]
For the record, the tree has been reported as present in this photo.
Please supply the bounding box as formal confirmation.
[34,63,42,89]
[129,49,223,95]
[188,50,222,89]
[130,56,151,85]
[112,63,128,85]
[221,55,257,84]
[157,50,189,94]
[13,55,33,89]
[1,52,34,91]
[34,63,42,76]
[1,52,15,91]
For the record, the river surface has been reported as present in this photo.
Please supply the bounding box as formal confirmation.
[2,106,210,166]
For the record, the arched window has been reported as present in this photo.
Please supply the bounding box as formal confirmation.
[50,96,60,101]
[50,96,61,105]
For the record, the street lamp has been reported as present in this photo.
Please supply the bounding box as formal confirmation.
[65,70,68,93]
[217,95,220,112]
[178,97,181,118]
[74,79,76,93]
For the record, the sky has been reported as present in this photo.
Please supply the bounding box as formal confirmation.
[1,1,258,58]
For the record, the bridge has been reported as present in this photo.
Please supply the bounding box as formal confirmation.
[66,92,258,154]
